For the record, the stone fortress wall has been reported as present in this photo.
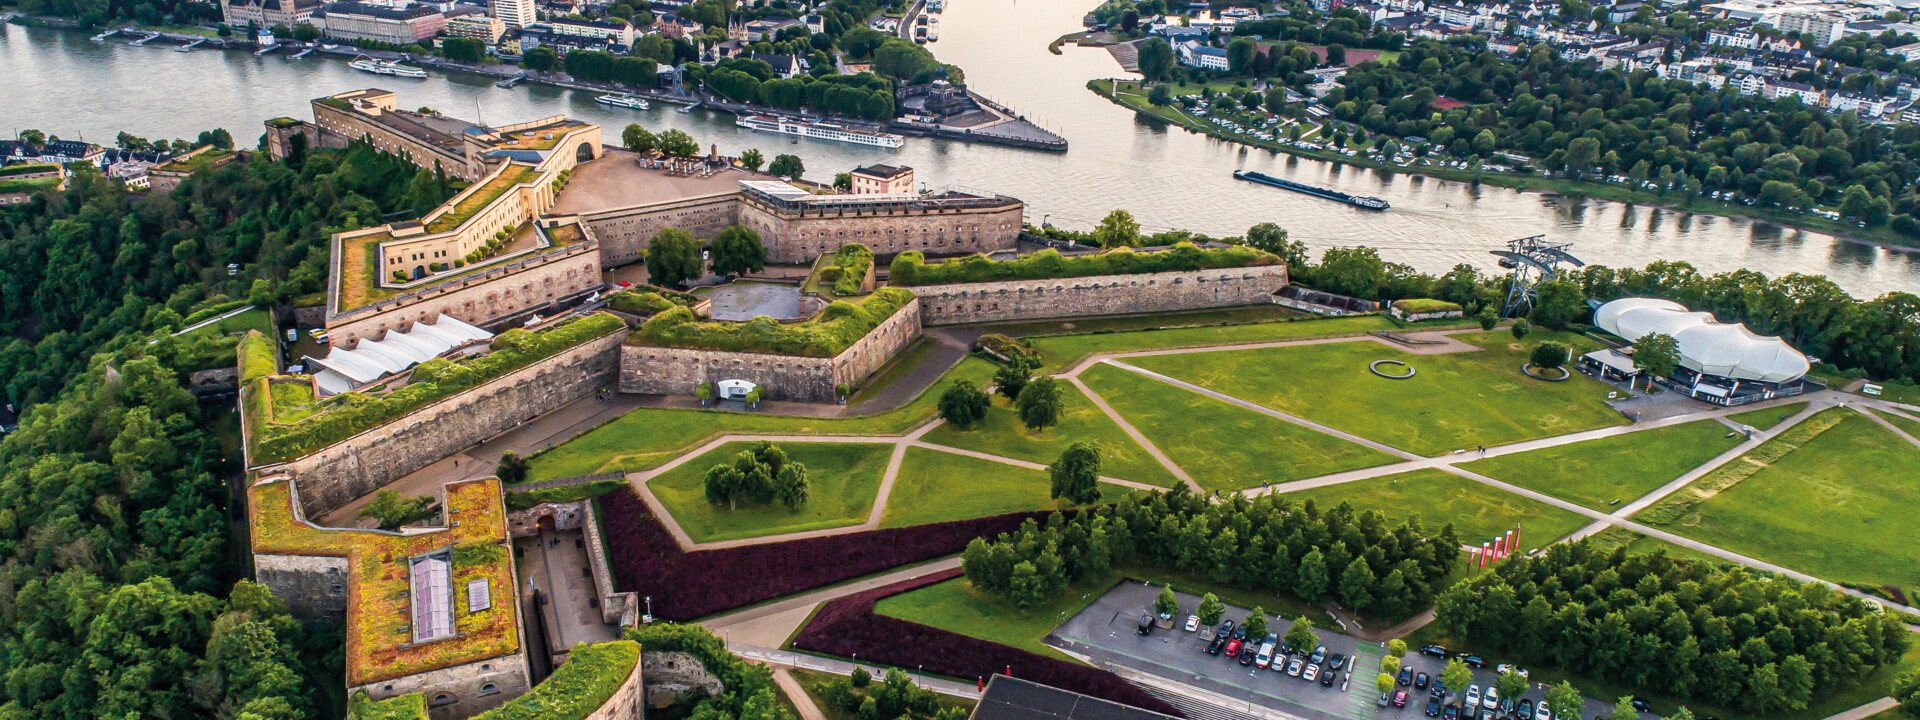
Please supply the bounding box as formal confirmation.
[358,651,534,720]
[253,553,350,620]
[326,240,604,350]
[581,192,744,267]
[258,330,624,520]
[736,197,1025,264]
[619,297,923,403]
[913,265,1291,326]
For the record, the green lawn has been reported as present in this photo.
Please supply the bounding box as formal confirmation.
[1726,401,1808,431]
[878,447,1127,528]
[1025,314,1409,371]
[1460,420,1744,511]
[1872,408,1920,439]
[181,307,274,338]
[647,442,893,543]
[875,576,1119,660]
[1078,363,1400,491]
[1281,469,1591,553]
[978,305,1303,340]
[920,384,1182,487]
[1584,527,1735,567]
[525,358,998,482]
[1124,331,1626,456]
[1665,414,1920,593]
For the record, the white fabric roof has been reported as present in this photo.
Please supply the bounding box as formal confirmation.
[304,315,494,392]
[1594,298,1810,384]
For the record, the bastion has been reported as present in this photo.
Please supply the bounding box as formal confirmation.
[889,243,1289,326]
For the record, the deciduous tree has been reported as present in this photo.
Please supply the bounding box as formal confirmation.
[646,228,703,288]
[358,489,436,530]
[769,153,805,180]
[937,379,990,428]
[709,225,766,278]
[1048,441,1102,504]
[1015,376,1063,431]
[1197,593,1226,626]
[1094,209,1141,248]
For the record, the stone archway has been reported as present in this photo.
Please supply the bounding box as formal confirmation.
[575,141,597,163]
[412,265,427,280]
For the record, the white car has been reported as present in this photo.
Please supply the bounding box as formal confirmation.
[1286,657,1305,676]
[1535,702,1553,720]
[1483,686,1500,711]
[1184,615,1200,632]
[1497,664,1530,679]
[1302,663,1320,682]
[1465,685,1482,708]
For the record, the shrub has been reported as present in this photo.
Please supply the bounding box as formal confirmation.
[608,290,678,316]
[598,487,1051,621]
[1530,341,1570,369]
[973,334,1038,364]
[472,640,639,720]
[182,298,251,325]
[889,243,1278,286]
[827,243,874,296]
[630,287,916,358]
[791,568,1183,717]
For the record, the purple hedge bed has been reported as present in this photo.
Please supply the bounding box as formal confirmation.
[792,567,1184,718]
[599,487,1050,621]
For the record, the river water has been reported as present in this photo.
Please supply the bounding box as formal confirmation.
[4,5,1919,297]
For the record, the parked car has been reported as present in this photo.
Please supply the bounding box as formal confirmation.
[1185,615,1200,632]
[1206,634,1228,655]
[1500,697,1515,715]
[1231,622,1248,640]
[1398,668,1414,686]
[1421,644,1450,658]
[1310,645,1327,665]
[1321,665,1338,686]
[1414,672,1430,689]
[1287,657,1305,676]
[1460,655,1488,669]
[1393,690,1409,707]
[1238,645,1257,666]
[1430,681,1446,699]
[1442,703,1460,720]
[1327,652,1347,672]
[1218,620,1236,639]
[1496,664,1529,679]
[1465,685,1482,709]
[1533,701,1552,720]
[1137,614,1154,635]
[1482,686,1499,712]
[1224,638,1243,657]
[1255,638,1278,668]
[1303,663,1320,682]
[1425,698,1442,717]
[1630,698,1654,714]
[1517,699,1534,719]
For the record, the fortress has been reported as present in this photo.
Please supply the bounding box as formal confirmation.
[244,90,1291,719]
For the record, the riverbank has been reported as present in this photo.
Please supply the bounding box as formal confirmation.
[1088,77,1920,252]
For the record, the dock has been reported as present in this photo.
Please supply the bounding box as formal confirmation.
[290,47,314,59]
[127,31,160,46]
[91,27,121,41]
[494,73,526,89]
[176,37,206,51]
[254,42,279,56]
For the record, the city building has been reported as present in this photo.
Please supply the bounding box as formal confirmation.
[315,1,447,45]
[0,138,106,168]
[1774,11,1846,46]
[850,164,915,194]
[220,0,324,30]
[549,16,635,46]
[1176,41,1230,70]
[446,12,506,43]
[489,0,535,28]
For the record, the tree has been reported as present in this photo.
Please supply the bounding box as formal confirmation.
[1477,305,1499,330]
[1632,332,1681,385]
[657,129,700,157]
[1148,83,1172,106]
[769,153,805,180]
[1530,341,1570,369]
[709,225,766,278]
[1531,280,1585,329]
[357,489,436,530]
[647,228,704,288]
[1376,673,1397,696]
[1325,43,1347,65]
[1339,557,1376,609]
[1016,376,1064,431]
[1387,639,1407,658]
[1243,606,1268,639]
[524,47,559,71]
[1197,593,1226,626]
[1048,441,1102,504]
[1285,616,1317,652]
[937,379,990,428]
[1544,681,1584,720]
[1137,38,1175,81]
[1894,666,1920,716]
[1666,708,1696,720]
[292,23,320,41]
[440,36,486,63]
[1497,671,1530,705]
[1155,586,1179,617]
[1227,37,1258,74]
[774,463,810,509]
[740,148,764,171]
[1094,209,1141,248]
[622,124,657,154]
[833,172,853,191]
[1315,246,1388,298]
[994,357,1035,402]
[1614,695,1642,719]
[1245,222,1306,267]
[495,451,529,484]
[1510,317,1532,339]
[1442,659,1473,695]
[1294,546,1329,601]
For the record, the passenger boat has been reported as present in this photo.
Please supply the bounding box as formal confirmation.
[1233,170,1389,210]
[348,55,428,78]
[595,94,650,110]
[736,115,903,149]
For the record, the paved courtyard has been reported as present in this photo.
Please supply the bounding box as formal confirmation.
[1049,582,1637,720]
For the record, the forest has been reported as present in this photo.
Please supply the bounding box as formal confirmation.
[0,140,452,718]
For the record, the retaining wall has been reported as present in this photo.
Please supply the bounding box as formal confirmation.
[911,265,1289,325]
[618,297,922,402]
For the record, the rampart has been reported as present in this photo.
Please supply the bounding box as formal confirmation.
[618,297,922,402]
[581,192,744,267]
[737,192,1024,264]
[913,265,1290,325]
[259,331,624,519]
[326,237,604,349]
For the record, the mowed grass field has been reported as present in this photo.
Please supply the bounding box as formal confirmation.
[1872,408,1920,439]
[1664,414,1920,592]
[919,385,1182,487]
[525,358,998,482]
[1461,420,1744,511]
[878,447,1127,528]
[1124,332,1625,456]
[1281,468,1591,552]
[1727,401,1809,431]
[646,441,893,542]
[874,576,1119,660]
[1025,314,1408,371]
[1079,363,1401,491]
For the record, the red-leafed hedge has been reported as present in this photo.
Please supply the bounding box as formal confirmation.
[598,487,1050,621]
[792,568,1184,718]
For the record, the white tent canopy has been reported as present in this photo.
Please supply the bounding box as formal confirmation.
[1594,298,1810,384]
[306,315,494,395]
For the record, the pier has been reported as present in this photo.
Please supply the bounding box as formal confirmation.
[254,42,279,55]
[494,73,526,89]
[176,37,206,51]
[127,31,160,46]
[290,47,314,59]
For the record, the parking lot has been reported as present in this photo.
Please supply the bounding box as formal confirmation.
[1047,581,1641,720]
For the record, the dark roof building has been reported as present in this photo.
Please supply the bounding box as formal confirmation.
[968,676,1177,720]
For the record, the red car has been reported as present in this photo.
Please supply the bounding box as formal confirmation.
[1393,691,1410,708]
[1224,639,1243,657]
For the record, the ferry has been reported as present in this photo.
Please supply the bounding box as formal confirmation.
[736,115,903,149]
[1233,170,1389,210]
[349,55,428,78]
[595,93,650,110]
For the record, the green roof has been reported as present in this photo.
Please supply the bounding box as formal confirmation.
[629,286,915,358]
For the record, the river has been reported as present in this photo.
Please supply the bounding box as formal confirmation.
[4,5,1918,298]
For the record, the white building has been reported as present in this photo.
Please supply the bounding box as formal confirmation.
[489,0,534,29]
[1774,11,1846,46]
[1707,28,1759,49]
[1177,41,1231,70]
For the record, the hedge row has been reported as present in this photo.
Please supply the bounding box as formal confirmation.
[348,691,427,720]
[182,298,253,326]
[791,568,1184,718]
[598,486,1048,621]
[250,313,626,463]
[474,640,638,720]
[627,286,914,358]
[828,243,874,296]
[889,243,1279,286]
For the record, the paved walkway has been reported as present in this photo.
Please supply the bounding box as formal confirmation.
[771,667,829,720]
[1823,697,1899,720]
[732,644,983,699]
